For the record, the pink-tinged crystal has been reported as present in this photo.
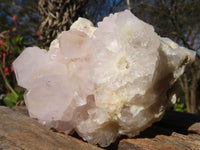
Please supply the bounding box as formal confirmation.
[59,30,90,58]
[13,10,196,147]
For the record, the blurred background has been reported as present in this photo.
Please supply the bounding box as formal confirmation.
[0,0,199,114]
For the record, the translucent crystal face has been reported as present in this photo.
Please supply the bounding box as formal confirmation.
[13,10,195,147]
[59,30,89,58]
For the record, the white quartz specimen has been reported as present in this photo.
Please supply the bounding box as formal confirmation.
[13,10,196,147]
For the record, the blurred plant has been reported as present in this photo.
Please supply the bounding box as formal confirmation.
[0,0,40,46]
[0,0,42,107]
[173,98,187,112]
[0,20,25,107]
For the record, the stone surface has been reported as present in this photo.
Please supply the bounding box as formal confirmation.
[12,10,196,147]
[188,123,200,134]
[118,111,200,150]
[0,106,200,150]
[118,133,200,150]
[0,106,103,150]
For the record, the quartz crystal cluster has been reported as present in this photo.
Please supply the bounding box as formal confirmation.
[13,10,195,147]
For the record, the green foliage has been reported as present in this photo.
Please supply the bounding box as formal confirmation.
[3,89,24,108]
[0,35,24,107]
[0,0,41,108]
[173,98,187,112]
[0,16,26,107]
[3,93,17,107]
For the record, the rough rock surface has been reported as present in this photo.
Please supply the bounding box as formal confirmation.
[12,10,196,147]
[118,111,200,150]
[0,106,103,150]
[0,106,200,150]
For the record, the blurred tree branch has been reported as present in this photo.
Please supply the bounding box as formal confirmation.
[38,0,89,46]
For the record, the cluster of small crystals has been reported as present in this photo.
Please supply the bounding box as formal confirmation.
[13,10,195,147]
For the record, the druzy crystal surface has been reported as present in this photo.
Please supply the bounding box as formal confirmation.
[13,10,195,147]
